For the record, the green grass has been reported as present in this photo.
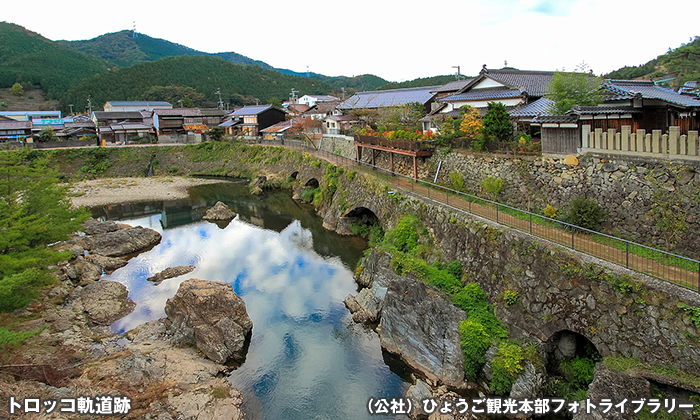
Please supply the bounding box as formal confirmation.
[591,233,699,272]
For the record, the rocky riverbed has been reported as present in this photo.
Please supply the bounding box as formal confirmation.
[0,218,249,419]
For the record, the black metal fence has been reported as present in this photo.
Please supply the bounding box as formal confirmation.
[263,138,700,292]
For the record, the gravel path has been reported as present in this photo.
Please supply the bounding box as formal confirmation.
[70,176,231,207]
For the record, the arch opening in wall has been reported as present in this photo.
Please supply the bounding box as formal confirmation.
[299,178,320,203]
[342,206,383,241]
[289,171,299,180]
[543,330,602,398]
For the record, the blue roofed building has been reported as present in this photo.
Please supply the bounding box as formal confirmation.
[227,105,287,137]
[338,86,437,113]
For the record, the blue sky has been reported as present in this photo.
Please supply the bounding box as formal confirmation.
[4,0,699,82]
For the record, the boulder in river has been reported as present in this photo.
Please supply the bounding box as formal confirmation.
[203,201,237,221]
[165,279,252,364]
[83,225,162,257]
[147,265,196,285]
[74,280,136,325]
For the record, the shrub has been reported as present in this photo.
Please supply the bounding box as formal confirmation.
[300,187,319,203]
[560,356,596,387]
[345,170,357,180]
[459,320,493,381]
[446,261,462,280]
[449,171,464,191]
[480,176,504,201]
[563,196,605,231]
[491,341,524,394]
[544,204,558,219]
[503,289,520,307]
[384,215,420,253]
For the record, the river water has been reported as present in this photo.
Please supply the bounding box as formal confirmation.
[93,181,409,419]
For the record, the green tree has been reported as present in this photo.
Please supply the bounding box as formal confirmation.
[269,98,283,108]
[9,82,24,97]
[205,126,225,141]
[37,128,57,143]
[0,151,90,313]
[482,102,513,141]
[545,72,603,114]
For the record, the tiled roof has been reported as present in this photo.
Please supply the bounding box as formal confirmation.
[302,95,340,102]
[508,97,554,117]
[153,108,203,117]
[432,79,474,94]
[461,69,556,98]
[532,114,578,124]
[286,104,311,113]
[0,121,31,129]
[439,88,523,103]
[200,109,226,117]
[338,87,437,109]
[326,114,356,122]
[308,101,341,115]
[106,101,172,107]
[230,105,276,116]
[65,121,96,128]
[567,105,642,115]
[109,122,152,131]
[604,80,700,107]
[93,111,144,120]
[419,109,462,123]
[219,119,240,128]
[260,121,292,133]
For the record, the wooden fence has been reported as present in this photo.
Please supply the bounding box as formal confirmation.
[582,125,699,158]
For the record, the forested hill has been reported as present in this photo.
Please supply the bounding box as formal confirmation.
[0,22,108,99]
[60,30,274,70]
[605,36,700,87]
[61,55,335,111]
[61,30,390,92]
[377,75,461,90]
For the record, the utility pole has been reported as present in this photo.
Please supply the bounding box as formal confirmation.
[69,104,74,115]
[215,88,224,110]
[452,66,461,80]
[86,95,93,115]
[290,88,298,103]
[341,87,346,100]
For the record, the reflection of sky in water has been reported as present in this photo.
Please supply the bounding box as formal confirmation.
[106,213,407,420]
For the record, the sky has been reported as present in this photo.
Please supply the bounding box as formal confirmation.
[3,0,699,82]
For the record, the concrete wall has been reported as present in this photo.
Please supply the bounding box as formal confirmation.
[158,133,202,144]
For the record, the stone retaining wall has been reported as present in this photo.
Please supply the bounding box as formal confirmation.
[355,147,700,259]
[317,172,700,377]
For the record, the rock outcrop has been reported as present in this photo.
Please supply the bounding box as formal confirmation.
[572,364,651,420]
[203,201,237,221]
[81,217,121,235]
[85,253,128,273]
[73,280,136,325]
[344,251,402,323]
[165,279,252,364]
[147,265,196,285]
[379,276,468,389]
[83,225,162,257]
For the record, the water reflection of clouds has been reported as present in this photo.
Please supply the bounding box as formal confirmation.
[107,212,405,419]
[109,216,357,335]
